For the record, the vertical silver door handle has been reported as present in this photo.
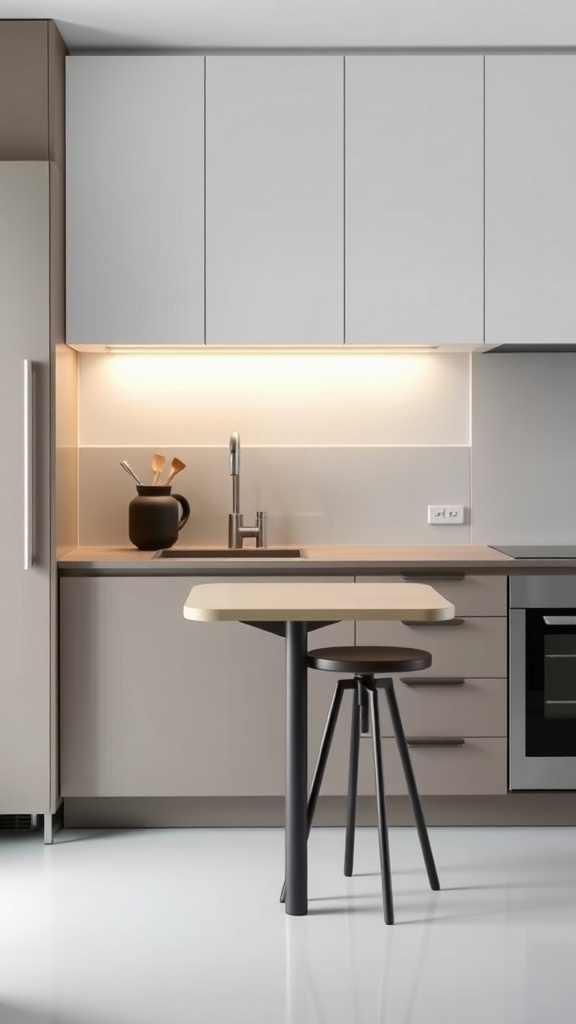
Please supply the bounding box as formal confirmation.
[23,359,34,570]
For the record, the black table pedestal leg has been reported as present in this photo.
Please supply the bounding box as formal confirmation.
[285,620,308,916]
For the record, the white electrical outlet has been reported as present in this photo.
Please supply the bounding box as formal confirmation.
[427,505,465,525]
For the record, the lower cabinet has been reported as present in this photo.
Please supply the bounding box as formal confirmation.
[347,574,509,796]
[59,573,508,800]
[59,575,354,797]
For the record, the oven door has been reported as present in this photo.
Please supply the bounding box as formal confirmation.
[510,608,576,789]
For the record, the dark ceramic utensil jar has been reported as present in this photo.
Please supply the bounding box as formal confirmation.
[129,486,190,551]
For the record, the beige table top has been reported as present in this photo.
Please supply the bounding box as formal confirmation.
[183,581,455,622]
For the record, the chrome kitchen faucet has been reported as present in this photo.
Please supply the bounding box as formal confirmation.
[228,431,267,549]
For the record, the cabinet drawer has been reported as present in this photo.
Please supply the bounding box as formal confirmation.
[377,737,507,796]
[310,718,507,796]
[378,677,507,738]
[356,617,507,677]
[356,574,507,616]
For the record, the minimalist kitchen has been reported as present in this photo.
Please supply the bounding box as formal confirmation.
[3,11,576,1023]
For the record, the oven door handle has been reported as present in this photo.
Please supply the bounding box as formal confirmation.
[543,616,576,625]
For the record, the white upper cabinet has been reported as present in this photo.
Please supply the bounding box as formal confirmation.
[345,56,484,346]
[66,56,204,346]
[205,56,344,344]
[485,56,576,347]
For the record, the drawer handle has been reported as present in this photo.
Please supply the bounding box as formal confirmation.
[400,677,465,687]
[401,617,465,627]
[407,737,466,747]
[401,573,466,581]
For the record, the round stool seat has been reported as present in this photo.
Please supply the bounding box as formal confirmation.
[307,645,432,674]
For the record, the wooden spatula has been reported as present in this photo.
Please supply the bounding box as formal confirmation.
[151,453,166,485]
[164,457,186,487]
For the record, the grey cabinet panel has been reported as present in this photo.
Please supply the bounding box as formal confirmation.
[66,56,204,346]
[60,576,354,797]
[0,23,50,160]
[0,163,52,813]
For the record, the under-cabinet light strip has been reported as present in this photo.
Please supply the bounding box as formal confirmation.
[100,345,440,355]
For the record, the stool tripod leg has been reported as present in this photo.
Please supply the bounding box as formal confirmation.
[280,680,349,904]
[344,682,361,877]
[367,685,394,925]
[383,682,440,892]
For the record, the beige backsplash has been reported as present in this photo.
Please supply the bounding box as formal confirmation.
[79,445,470,547]
[77,350,472,547]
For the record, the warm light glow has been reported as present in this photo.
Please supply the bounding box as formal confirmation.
[100,349,436,392]
[78,348,471,448]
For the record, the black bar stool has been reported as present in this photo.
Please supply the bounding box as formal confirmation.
[281,645,440,924]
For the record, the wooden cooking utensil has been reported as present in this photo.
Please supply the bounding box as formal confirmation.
[151,453,166,485]
[164,457,186,487]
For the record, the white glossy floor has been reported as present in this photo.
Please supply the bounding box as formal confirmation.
[1,825,576,1023]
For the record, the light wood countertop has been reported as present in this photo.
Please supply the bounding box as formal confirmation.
[183,580,455,622]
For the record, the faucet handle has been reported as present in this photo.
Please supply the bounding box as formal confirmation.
[256,511,268,548]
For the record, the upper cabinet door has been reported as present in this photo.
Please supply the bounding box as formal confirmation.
[66,56,204,347]
[205,57,344,345]
[485,56,576,347]
[345,56,484,346]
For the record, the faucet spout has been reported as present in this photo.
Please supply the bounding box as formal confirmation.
[227,430,267,549]
[229,431,240,514]
[229,430,240,478]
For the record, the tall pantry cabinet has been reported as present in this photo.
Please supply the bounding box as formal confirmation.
[0,22,70,838]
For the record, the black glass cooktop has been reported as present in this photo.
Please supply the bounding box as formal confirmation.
[489,545,576,558]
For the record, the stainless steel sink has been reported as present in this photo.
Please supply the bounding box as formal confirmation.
[154,547,304,559]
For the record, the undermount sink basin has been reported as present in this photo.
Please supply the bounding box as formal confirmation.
[154,547,304,559]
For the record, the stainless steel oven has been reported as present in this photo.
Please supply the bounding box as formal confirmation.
[509,574,576,789]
